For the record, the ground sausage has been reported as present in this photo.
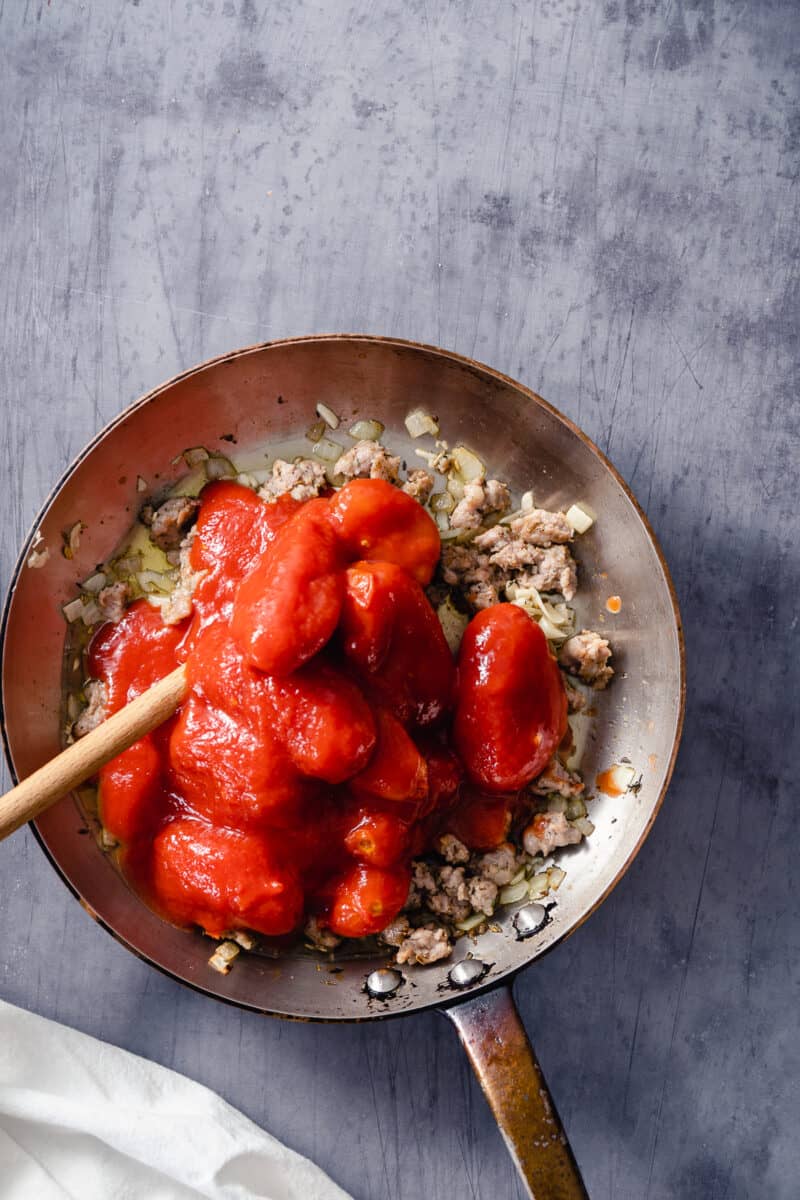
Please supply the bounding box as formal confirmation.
[558,629,614,689]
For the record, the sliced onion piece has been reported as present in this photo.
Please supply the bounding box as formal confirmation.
[136,475,148,493]
[137,569,175,595]
[27,547,50,569]
[528,873,550,901]
[62,598,85,623]
[206,455,236,480]
[573,817,595,837]
[306,419,325,443]
[80,600,101,626]
[81,572,107,594]
[349,419,384,441]
[455,912,487,933]
[404,408,439,439]
[313,437,344,462]
[565,503,595,534]
[499,879,530,906]
[316,402,340,430]
[182,446,210,468]
[436,597,469,655]
[547,867,566,891]
[430,491,455,513]
[451,445,485,483]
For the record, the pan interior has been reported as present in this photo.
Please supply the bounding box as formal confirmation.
[0,337,683,1021]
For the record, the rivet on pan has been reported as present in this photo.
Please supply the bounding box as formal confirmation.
[513,903,548,939]
[448,958,489,989]
[365,967,403,998]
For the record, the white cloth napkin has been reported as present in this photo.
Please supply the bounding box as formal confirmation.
[0,998,352,1200]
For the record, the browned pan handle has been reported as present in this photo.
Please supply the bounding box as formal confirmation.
[443,984,589,1199]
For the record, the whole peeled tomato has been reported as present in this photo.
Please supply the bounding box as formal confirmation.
[343,808,410,868]
[327,863,411,938]
[340,560,455,727]
[231,498,344,675]
[142,817,304,937]
[99,735,165,844]
[350,707,428,805]
[454,603,567,793]
[266,660,376,784]
[169,694,307,830]
[328,478,440,585]
[189,481,301,617]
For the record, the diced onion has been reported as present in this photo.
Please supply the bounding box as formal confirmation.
[436,597,469,655]
[136,475,148,493]
[231,930,256,950]
[115,555,142,575]
[509,866,527,886]
[548,867,566,891]
[455,912,487,933]
[306,419,326,443]
[451,445,485,483]
[404,408,439,439]
[316,402,340,429]
[208,941,240,974]
[547,794,569,814]
[63,521,85,561]
[566,796,587,821]
[446,474,465,503]
[81,572,107,594]
[434,510,451,532]
[66,693,81,722]
[182,446,209,467]
[573,817,595,837]
[27,547,50,569]
[80,600,101,626]
[521,490,535,511]
[430,491,455,513]
[236,472,258,489]
[499,879,530,906]
[528,873,550,900]
[137,569,175,595]
[206,455,235,480]
[349,419,384,441]
[565,503,595,534]
[62,598,85,623]
[313,438,344,462]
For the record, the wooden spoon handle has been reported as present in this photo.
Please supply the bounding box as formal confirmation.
[0,663,188,842]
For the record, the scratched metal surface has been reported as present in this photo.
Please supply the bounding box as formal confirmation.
[0,3,797,1198]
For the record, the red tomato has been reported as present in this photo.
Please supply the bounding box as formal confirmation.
[266,661,376,784]
[418,740,464,818]
[343,809,410,868]
[169,695,307,830]
[327,863,411,938]
[141,817,304,936]
[454,604,567,793]
[350,708,428,804]
[340,561,455,727]
[232,499,344,675]
[89,599,186,713]
[446,794,514,850]
[98,736,165,844]
[328,479,440,585]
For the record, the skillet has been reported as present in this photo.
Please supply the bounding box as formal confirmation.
[0,335,685,1198]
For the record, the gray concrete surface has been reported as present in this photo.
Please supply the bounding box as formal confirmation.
[0,2,798,1197]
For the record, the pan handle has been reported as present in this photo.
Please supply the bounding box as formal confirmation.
[442,983,588,1200]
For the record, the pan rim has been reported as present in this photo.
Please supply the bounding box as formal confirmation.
[0,333,686,1021]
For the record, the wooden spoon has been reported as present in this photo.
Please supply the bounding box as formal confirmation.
[0,665,188,841]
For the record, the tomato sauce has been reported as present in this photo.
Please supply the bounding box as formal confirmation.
[92,477,567,942]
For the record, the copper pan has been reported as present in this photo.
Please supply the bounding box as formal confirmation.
[0,336,685,1198]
